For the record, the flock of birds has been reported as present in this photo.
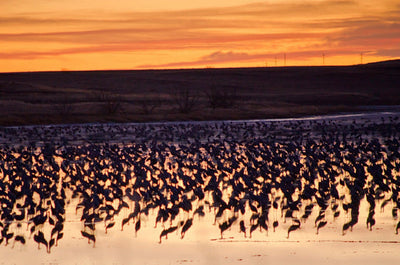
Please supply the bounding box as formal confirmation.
[0,113,400,252]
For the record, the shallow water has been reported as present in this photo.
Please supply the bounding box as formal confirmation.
[1,112,400,264]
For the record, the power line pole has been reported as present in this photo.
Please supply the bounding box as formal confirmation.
[322,53,325,65]
[284,53,286,66]
[360,52,364,64]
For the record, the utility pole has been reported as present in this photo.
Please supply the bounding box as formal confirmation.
[322,53,325,65]
[360,52,364,64]
[284,53,286,66]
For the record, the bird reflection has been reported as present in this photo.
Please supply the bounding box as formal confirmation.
[0,115,400,252]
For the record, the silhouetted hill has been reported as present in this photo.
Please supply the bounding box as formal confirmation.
[365,59,400,67]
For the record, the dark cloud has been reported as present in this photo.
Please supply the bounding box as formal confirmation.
[329,22,400,50]
[375,49,400,58]
[136,48,362,69]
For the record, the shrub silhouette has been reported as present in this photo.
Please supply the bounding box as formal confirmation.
[205,86,237,109]
[96,91,123,114]
[172,88,198,113]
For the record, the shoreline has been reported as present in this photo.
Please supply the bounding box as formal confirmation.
[2,107,400,130]
[1,110,399,148]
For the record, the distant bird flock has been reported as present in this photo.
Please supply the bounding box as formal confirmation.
[0,113,400,252]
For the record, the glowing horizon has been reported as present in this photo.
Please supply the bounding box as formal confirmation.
[1,0,399,72]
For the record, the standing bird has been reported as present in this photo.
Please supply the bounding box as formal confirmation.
[105,221,115,234]
[342,222,351,235]
[48,238,55,253]
[135,218,141,237]
[33,231,48,250]
[159,226,178,243]
[380,199,391,212]
[239,220,246,238]
[316,221,327,235]
[273,221,279,232]
[219,221,231,239]
[193,205,205,218]
[259,217,269,235]
[56,232,63,246]
[395,221,400,234]
[121,216,131,231]
[366,210,376,231]
[393,208,398,220]
[287,224,300,239]
[249,223,259,238]
[81,231,96,247]
[181,218,193,239]
[314,213,325,227]
[333,211,340,219]
[13,235,26,246]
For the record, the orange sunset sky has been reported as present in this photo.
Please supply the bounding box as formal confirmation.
[0,0,399,72]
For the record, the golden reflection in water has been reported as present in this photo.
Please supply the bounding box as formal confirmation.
[0,115,400,264]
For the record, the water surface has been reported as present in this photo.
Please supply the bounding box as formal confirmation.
[1,112,400,264]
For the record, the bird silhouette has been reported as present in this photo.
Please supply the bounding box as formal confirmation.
[239,220,246,237]
[81,231,96,247]
[273,221,279,232]
[181,218,193,239]
[135,218,141,237]
[14,235,26,245]
[218,221,232,239]
[395,221,400,234]
[159,226,178,243]
[105,221,115,234]
[249,223,259,238]
[316,221,327,234]
[33,231,48,250]
[287,224,300,239]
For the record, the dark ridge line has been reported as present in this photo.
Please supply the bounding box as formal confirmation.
[0,59,399,74]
